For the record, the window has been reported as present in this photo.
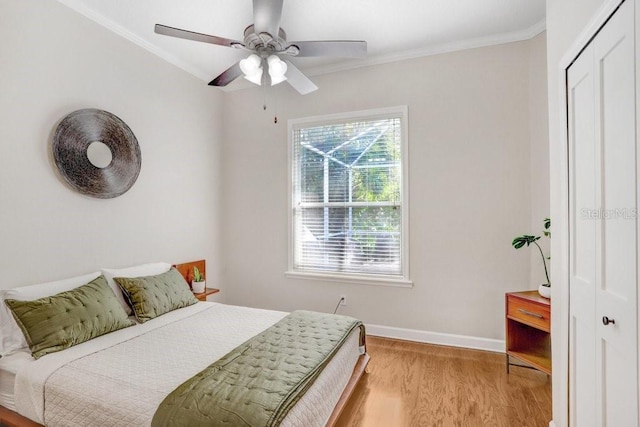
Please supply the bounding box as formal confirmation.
[287,106,410,285]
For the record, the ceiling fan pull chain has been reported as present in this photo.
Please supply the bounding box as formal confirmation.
[263,82,268,111]
[273,91,279,124]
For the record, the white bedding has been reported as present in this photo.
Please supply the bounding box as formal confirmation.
[12,302,362,427]
[0,349,31,411]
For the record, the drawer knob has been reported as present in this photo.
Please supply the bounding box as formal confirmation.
[602,316,616,326]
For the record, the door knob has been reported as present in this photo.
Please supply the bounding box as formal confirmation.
[602,316,616,326]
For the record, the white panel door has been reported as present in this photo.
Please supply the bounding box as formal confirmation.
[568,1,638,426]
[593,2,638,425]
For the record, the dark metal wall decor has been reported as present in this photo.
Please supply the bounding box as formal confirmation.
[52,109,141,199]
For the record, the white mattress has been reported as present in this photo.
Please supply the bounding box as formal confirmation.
[10,302,362,427]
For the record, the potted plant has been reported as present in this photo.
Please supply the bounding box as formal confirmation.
[512,218,551,298]
[191,266,206,293]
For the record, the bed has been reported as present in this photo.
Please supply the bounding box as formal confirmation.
[0,261,369,427]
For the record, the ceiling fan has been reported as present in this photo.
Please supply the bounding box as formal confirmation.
[155,0,367,95]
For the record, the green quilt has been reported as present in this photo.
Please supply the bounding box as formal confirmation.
[152,310,365,427]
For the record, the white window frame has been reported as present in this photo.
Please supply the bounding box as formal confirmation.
[286,106,411,287]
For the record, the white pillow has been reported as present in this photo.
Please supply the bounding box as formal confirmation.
[101,262,172,315]
[0,271,101,357]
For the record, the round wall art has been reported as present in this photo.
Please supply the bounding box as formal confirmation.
[52,108,141,199]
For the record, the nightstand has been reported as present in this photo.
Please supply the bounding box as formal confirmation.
[505,290,551,375]
[194,287,220,302]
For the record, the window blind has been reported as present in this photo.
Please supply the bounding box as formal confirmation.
[292,115,404,277]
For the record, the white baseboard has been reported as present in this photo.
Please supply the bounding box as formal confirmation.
[549,421,556,427]
[365,323,505,353]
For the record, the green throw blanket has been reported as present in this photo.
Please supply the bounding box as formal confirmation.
[152,310,365,427]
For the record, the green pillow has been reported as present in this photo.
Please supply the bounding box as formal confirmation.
[115,267,198,323]
[5,276,134,359]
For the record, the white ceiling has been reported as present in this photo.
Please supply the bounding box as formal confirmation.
[58,0,546,89]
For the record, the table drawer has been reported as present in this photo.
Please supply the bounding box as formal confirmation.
[507,295,550,331]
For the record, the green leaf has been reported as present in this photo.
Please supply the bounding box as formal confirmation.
[513,241,526,249]
[512,235,540,249]
[193,266,202,282]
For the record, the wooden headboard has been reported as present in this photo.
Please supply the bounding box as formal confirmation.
[173,259,205,290]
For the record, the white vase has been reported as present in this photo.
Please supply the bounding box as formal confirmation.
[192,281,206,293]
[538,284,551,298]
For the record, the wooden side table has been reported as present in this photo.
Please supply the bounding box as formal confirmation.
[194,287,219,302]
[505,290,551,375]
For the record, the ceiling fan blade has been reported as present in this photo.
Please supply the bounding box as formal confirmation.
[283,60,318,95]
[155,24,244,48]
[208,61,243,87]
[252,0,283,36]
[287,40,367,58]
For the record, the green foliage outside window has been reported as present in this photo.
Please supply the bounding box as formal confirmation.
[297,119,401,269]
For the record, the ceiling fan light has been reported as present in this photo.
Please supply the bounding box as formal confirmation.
[243,68,263,85]
[240,54,263,86]
[267,55,288,86]
[269,71,287,85]
[240,54,261,74]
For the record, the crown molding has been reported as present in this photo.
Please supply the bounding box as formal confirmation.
[303,18,547,77]
[57,0,545,89]
[56,0,211,82]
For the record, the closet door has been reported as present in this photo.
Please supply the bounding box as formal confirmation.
[568,1,638,425]
[593,3,637,425]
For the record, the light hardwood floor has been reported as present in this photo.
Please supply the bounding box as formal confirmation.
[336,336,552,427]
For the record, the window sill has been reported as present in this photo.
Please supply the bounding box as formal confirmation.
[284,270,413,288]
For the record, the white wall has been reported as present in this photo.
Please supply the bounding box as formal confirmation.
[546,1,610,426]
[529,33,551,289]
[0,0,224,291]
[220,36,548,343]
